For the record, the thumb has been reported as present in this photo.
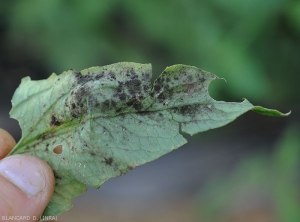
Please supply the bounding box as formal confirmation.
[0,154,55,219]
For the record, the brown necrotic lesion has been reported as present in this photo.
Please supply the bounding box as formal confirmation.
[53,145,63,154]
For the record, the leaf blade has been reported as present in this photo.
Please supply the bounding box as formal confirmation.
[9,62,289,216]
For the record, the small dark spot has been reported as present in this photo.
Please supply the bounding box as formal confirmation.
[45,143,49,152]
[187,75,193,82]
[116,107,122,112]
[72,103,76,109]
[137,94,144,100]
[116,85,122,93]
[144,73,151,81]
[94,101,100,108]
[104,157,113,166]
[173,104,198,117]
[119,93,126,101]
[55,175,62,180]
[90,151,96,156]
[95,73,104,80]
[157,93,166,102]
[109,72,116,80]
[71,113,78,118]
[103,100,110,108]
[126,99,135,108]
[111,100,117,108]
[154,84,161,92]
[51,115,61,126]
[74,71,93,85]
[166,77,170,82]
[164,84,170,90]
[133,101,143,111]
[57,78,60,81]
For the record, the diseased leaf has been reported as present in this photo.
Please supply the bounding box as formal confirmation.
[9,62,289,216]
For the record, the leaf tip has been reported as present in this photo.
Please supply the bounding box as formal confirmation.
[252,106,291,117]
[48,73,58,79]
[21,76,31,83]
[216,76,227,83]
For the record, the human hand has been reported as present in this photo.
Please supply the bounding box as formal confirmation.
[0,128,55,221]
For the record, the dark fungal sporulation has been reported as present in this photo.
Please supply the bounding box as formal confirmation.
[143,85,149,91]
[111,100,117,109]
[66,64,154,119]
[144,72,151,81]
[126,99,143,111]
[133,101,143,111]
[103,100,110,109]
[108,72,116,80]
[118,165,134,175]
[104,157,113,166]
[154,84,161,92]
[45,143,49,152]
[54,175,62,180]
[125,79,142,96]
[74,71,93,85]
[51,115,61,126]
[119,93,126,101]
[173,104,199,117]
[187,75,193,82]
[95,73,104,80]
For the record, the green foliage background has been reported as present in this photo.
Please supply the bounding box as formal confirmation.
[1,0,299,106]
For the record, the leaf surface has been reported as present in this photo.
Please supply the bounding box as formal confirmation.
[9,62,289,216]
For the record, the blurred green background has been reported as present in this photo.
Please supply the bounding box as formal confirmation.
[0,1,299,221]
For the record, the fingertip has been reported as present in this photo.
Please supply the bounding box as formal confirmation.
[0,155,55,218]
[0,128,16,159]
[34,155,55,198]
